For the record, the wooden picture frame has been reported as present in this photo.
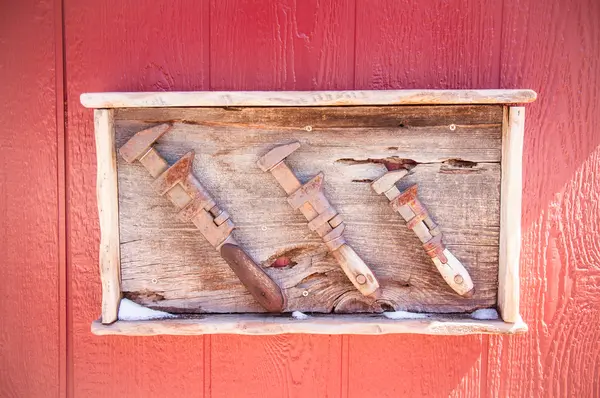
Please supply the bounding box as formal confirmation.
[84,90,535,336]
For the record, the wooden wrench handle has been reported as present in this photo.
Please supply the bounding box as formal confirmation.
[431,249,474,297]
[331,245,381,298]
[220,243,286,312]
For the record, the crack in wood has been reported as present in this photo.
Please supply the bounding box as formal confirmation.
[337,156,498,176]
[336,157,419,171]
[262,244,325,268]
[124,290,165,302]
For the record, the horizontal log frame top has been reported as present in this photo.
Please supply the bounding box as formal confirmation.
[81,89,536,108]
[88,90,534,335]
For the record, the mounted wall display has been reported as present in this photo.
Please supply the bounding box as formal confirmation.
[83,89,536,336]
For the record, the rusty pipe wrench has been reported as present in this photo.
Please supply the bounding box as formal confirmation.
[371,170,474,297]
[120,124,285,312]
[257,141,381,298]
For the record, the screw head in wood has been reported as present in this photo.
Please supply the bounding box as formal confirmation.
[454,275,464,285]
[449,124,456,131]
[302,290,309,297]
[356,274,367,285]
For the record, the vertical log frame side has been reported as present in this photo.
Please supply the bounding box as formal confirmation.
[498,106,525,323]
[94,109,122,324]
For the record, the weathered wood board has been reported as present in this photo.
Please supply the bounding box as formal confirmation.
[115,105,502,314]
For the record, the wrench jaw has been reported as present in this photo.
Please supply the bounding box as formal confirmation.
[151,151,234,250]
[119,123,172,163]
[257,141,301,172]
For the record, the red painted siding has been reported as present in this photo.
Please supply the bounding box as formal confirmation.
[0,1,61,397]
[1,0,599,397]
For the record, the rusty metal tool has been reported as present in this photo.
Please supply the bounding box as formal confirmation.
[257,141,381,298]
[120,124,285,312]
[371,170,474,297]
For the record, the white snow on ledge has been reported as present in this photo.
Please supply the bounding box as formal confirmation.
[470,308,499,320]
[113,301,500,322]
[118,298,176,321]
[384,308,500,320]
[292,311,310,320]
[383,311,430,320]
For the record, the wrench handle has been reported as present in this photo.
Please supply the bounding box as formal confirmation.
[331,245,381,298]
[220,243,286,312]
[431,249,474,297]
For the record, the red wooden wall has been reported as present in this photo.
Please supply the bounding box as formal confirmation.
[1,0,599,397]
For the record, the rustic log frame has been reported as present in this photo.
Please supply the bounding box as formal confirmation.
[498,106,525,323]
[94,109,122,324]
[87,90,534,334]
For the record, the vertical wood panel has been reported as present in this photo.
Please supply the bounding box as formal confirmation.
[348,336,483,398]
[63,1,210,396]
[354,0,502,89]
[0,1,60,397]
[209,1,355,396]
[210,0,355,91]
[352,1,504,396]
[488,0,600,396]
[209,335,342,398]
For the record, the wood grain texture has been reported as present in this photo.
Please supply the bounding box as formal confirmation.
[80,89,536,108]
[210,0,355,91]
[63,1,210,396]
[94,109,122,324]
[348,334,485,397]
[115,105,501,314]
[487,0,600,396]
[498,106,524,322]
[91,315,527,336]
[354,0,504,90]
[0,1,61,397]
[208,334,342,398]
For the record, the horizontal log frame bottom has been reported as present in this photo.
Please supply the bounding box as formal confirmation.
[91,314,528,336]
